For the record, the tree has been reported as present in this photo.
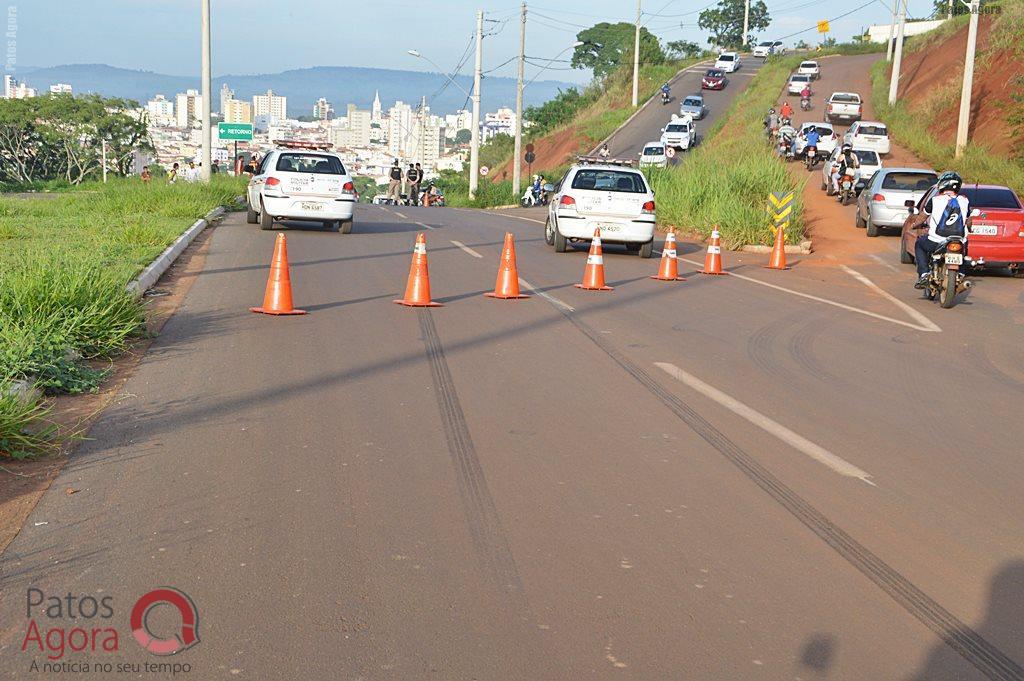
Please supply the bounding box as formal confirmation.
[454,129,472,145]
[666,40,702,60]
[524,87,591,136]
[698,0,770,49]
[571,23,665,79]
[794,40,810,49]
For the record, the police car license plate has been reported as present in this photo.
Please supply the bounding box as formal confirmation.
[944,253,963,265]
[597,223,621,232]
[300,202,323,211]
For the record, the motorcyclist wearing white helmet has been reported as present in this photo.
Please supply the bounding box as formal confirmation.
[913,171,970,289]
[831,143,860,195]
[776,117,797,158]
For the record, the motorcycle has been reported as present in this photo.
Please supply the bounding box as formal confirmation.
[661,91,670,105]
[923,236,972,309]
[521,187,541,207]
[800,97,812,111]
[837,172,856,205]
[804,146,818,171]
[778,138,794,162]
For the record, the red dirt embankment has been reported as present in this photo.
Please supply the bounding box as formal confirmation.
[897,15,1023,150]
[490,124,597,182]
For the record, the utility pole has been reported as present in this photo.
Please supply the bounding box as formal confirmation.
[887,0,908,105]
[743,0,750,48]
[631,0,640,107]
[469,9,483,199]
[955,0,981,156]
[886,0,898,62]
[947,0,954,19]
[200,0,212,183]
[102,139,108,183]
[512,2,526,199]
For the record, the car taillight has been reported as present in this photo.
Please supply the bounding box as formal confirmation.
[642,200,655,214]
[559,194,576,207]
[342,181,355,195]
[265,176,280,187]
[872,193,886,202]
[947,241,963,253]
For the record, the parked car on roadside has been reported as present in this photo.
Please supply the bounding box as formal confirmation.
[715,51,741,73]
[900,184,1024,270]
[844,121,891,155]
[701,69,728,90]
[545,161,657,258]
[788,74,813,96]
[826,92,863,123]
[855,168,937,237]
[246,144,357,233]
[821,147,882,196]
[798,60,821,80]
[638,142,668,168]
[793,121,838,157]
[679,95,708,120]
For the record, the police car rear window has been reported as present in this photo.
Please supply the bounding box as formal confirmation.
[571,170,647,193]
[276,153,345,175]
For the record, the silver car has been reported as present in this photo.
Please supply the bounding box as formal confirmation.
[855,167,937,237]
[679,95,707,120]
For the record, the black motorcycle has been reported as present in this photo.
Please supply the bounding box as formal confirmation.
[804,145,819,171]
[923,236,971,308]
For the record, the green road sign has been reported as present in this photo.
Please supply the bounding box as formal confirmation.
[218,122,253,141]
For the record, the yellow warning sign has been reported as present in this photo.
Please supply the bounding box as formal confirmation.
[817,20,831,33]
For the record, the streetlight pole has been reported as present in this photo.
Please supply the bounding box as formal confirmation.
[955,0,981,157]
[631,0,641,107]
[468,10,484,199]
[886,0,898,62]
[743,0,750,48]
[513,2,526,200]
[200,0,212,183]
[887,0,908,105]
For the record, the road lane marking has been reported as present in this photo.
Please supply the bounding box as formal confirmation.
[654,362,875,485]
[394,211,408,219]
[497,213,546,225]
[416,222,436,230]
[675,255,940,333]
[450,240,483,258]
[840,264,941,333]
[868,253,900,273]
[517,277,575,312]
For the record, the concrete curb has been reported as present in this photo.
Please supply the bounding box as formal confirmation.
[589,59,716,156]
[740,240,813,255]
[125,199,239,299]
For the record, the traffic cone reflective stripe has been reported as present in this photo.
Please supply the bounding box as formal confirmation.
[485,232,529,299]
[575,229,613,291]
[699,226,727,275]
[651,230,685,281]
[394,233,443,307]
[765,224,790,270]
[250,233,307,315]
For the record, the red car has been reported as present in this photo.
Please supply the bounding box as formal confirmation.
[702,69,728,90]
[901,183,1024,272]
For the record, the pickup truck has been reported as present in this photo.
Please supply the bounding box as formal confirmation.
[826,92,863,124]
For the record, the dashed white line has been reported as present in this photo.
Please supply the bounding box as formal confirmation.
[498,213,546,225]
[869,253,900,273]
[416,222,436,230]
[394,211,408,219]
[840,264,941,333]
[518,277,575,312]
[450,240,483,258]
[655,362,875,485]
[676,256,940,333]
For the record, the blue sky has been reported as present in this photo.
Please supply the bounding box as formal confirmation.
[15,0,936,84]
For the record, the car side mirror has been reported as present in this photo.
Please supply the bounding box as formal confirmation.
[543,183,555,192]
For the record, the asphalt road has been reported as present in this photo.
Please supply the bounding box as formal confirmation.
[603,58,764,160]
[2,200,1023,679]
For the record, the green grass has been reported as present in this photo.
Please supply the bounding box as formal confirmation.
[646,54,809,248]
[0,176,245,457]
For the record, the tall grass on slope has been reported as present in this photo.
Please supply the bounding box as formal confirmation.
[647,55,807,248]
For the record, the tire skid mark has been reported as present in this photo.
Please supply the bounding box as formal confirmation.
[746,317,791,381]
[788,316,839,383]
[417,311,524,594]
[549,309,1023,680]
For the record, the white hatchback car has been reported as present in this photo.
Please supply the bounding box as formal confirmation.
[545,163,657,258]
[638,142,668,168]
[715,51,741,73]
[788,74,813,96]
[821,148,882,195]
[246,146,357,232]
[843,121,891,155]
[798,60,821,80]
[793,122,838,157]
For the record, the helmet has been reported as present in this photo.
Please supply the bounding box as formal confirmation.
[842,142,853,152]
[936,170,963,193]
[768,107,776,114]
[780,116,791,126]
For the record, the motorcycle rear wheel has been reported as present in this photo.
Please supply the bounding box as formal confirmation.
[939,267,958,308]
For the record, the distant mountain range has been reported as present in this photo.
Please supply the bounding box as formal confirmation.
[16,64,579,116]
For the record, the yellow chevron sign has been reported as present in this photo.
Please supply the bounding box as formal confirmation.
[769,191,794,236]
[817,20,830,33]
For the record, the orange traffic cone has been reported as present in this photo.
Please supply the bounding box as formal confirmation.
[485,232,529,299]
[250,233,307,315]
[764,224,790,270]
[698,225,727,275]
[650,229,685,281]
[575,228,613,291]
[394,233,443,307]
